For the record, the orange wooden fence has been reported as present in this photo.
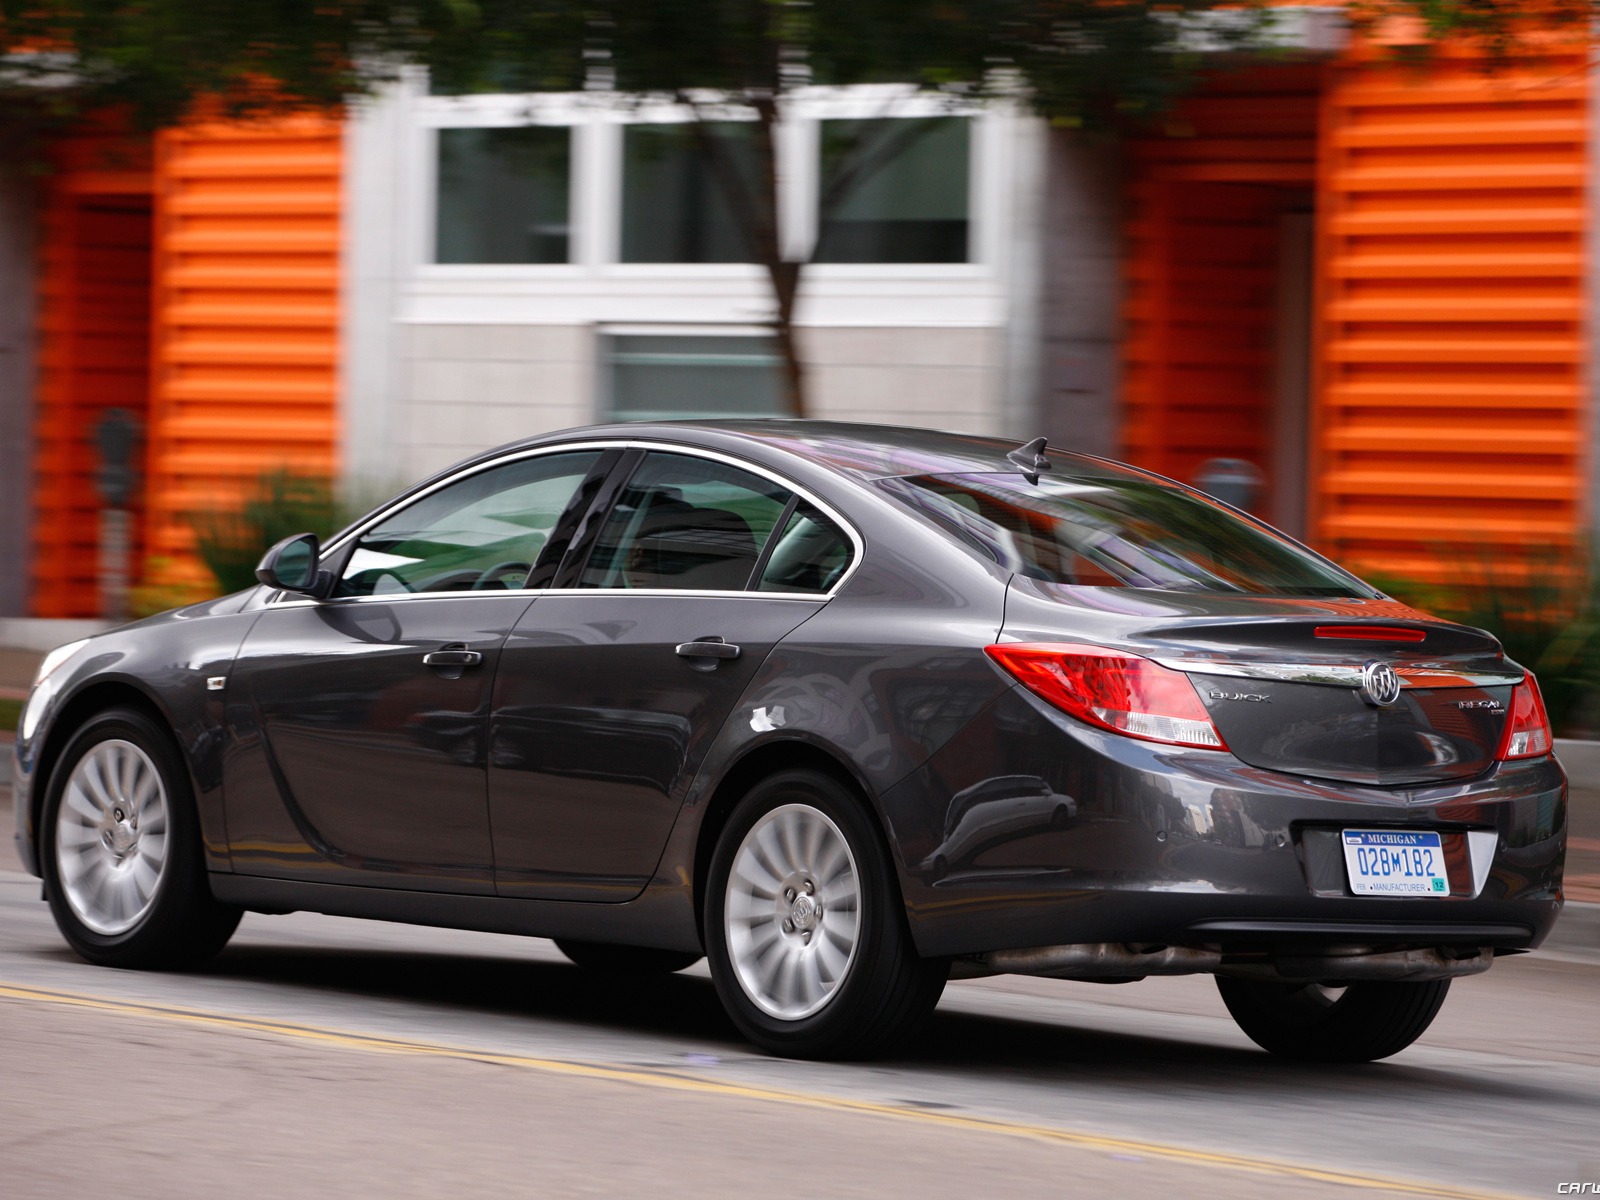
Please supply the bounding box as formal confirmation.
[33,116,342,614]
[1312,48,1590,580]
[144,116,342,588]
[30,131,155,618]
[1120,67,1322,512]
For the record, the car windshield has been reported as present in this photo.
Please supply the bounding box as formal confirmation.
[880,470,1378,598]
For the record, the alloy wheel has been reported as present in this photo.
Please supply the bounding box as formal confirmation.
[724,803,861,1020]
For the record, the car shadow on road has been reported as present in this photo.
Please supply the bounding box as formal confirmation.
[913,1005,1568,1106]
[185,938,1573,1107]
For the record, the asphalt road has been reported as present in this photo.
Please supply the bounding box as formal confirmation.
[2,813,1597,1200]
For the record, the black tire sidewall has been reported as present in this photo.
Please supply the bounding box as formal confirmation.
[1216,976,1452,1063]
[39,706,230,968]
[704,768,934,1059]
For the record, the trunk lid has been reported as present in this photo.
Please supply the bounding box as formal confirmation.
[1001,578,1524,786]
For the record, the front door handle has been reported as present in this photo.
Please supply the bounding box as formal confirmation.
[675,638,741,662]
[423,648,484,669]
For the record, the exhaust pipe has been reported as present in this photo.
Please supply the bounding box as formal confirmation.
[952,943,1221,980]
[1219,946,1494,984]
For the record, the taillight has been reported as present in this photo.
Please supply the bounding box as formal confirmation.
[985,642,1228,751]
[1496,675,1553,760]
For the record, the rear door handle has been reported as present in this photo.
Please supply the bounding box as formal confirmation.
[423,649,484,669]
[675,638,741,661]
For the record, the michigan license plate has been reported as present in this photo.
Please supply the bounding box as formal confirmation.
[1342,830,1449,896]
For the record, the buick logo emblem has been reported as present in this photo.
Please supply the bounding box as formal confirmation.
[1360,660,1403,707]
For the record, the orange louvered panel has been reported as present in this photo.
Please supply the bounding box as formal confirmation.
[1313,48,1589,581]
[146,116,342,583]
[30,132,155,617]
[1120,67,1321,506]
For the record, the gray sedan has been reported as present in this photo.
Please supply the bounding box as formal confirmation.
[11,421,1565,1062]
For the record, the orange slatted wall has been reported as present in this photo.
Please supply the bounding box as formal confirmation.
[1313,47,1589,579]
[1120,67,1321,507]
[31,135,155,617]
[145,116,342,584]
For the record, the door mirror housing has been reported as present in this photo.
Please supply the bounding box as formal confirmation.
[256,533,326,596]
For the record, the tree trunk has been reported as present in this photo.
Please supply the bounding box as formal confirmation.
[750,96,807,418]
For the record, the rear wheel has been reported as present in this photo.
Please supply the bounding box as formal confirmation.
[1216,975,1451,1062]
[40,707,241,969]
[705,769,946,1060]
[554,939,702,975]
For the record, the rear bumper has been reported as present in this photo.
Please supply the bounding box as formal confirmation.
[883,687,1566,959]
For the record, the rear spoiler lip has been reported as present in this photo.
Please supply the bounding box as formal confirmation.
[1149,657,1525,690]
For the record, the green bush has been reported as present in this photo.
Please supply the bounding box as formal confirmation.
[1371,546,1600,738]
[191,469,339,596]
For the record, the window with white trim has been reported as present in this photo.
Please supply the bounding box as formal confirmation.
[620,122,761,263]
[815,117,971,264]
[604,334,784,421]
[435,126,572,264]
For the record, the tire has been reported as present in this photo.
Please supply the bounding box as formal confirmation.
[40,707,242,970]
[1216,975,1451,1063]
[704,768,947,1060]
[555,939,702,975]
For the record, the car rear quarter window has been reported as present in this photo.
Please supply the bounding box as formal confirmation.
[579,452,793,591]
[880,471,1377,599]
[757,502,853,594]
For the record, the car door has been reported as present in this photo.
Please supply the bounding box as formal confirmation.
[224,448,610,893]
[488,447,857,901]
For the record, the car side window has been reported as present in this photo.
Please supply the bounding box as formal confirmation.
[757,501,853,594]
[579,452,792,591]
[335,451,602,597]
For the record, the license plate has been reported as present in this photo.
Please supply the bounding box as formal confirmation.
[1342,830,1449,896]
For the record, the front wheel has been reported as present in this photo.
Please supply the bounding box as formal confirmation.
[704,769,946,1060]
[40,707,242,969]
[1216,976,1451,1062]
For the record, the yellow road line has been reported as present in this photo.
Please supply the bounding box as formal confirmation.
[0,980,1524,1200]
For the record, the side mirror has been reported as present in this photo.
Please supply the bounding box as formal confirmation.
[256,533,325,596]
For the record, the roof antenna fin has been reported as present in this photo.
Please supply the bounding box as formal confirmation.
[1006,436,1052,484]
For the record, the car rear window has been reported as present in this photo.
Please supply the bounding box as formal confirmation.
[879,471,1378,598]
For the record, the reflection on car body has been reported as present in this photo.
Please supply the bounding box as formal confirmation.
[922,774,1077,877]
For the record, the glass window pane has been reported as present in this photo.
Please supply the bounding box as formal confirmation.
[436,127,571,264]
[580,452,792,591]
[621,123,759,263]
[758,502,853,594]
[815,117,970,263]
[607,334,784,421]
[337,451,600,596]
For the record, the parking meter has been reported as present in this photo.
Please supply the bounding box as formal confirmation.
[94,408,143,620]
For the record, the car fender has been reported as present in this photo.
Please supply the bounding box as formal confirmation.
[14,600,263,877]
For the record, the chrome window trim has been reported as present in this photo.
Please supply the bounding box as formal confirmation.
[267,588,832,610]
[267,438,864,606]
[1150,658,1526,690]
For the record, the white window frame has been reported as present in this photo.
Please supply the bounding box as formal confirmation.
[410,85,998,282]
[596,323,784,422]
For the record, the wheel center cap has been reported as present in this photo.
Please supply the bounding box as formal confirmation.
[789,892,819,932]
[105,819,138,856]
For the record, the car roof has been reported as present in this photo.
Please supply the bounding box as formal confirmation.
[512,419,1129,483]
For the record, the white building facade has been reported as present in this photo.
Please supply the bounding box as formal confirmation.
[341,77,1053,486]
